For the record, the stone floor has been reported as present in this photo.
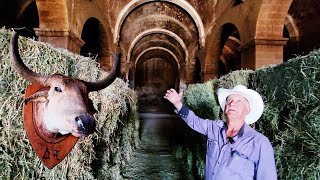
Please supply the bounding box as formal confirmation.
[121,113,195,180]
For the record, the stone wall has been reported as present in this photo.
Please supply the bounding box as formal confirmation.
[1,0,320,106]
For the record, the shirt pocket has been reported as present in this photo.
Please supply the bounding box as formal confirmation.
[207,138,219,158]
[227,152,255,177]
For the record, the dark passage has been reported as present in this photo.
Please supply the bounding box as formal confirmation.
[122,113,195,180]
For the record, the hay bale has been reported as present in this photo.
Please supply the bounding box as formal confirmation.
[218,70,254,89]
[184,80,220,119]
[0,28,95,179]
[0,28,139,179]
[253,51,320,109]
[176,50,320,179]
[252,50,320,179]
[92,78,139,178]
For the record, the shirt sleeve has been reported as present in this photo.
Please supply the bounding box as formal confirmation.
[255,136,278,180]
[176,105,213,136]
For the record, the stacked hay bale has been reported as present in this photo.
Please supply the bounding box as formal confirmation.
[174,51,320,179]
[253,51,320,179]
[0,29,139,179]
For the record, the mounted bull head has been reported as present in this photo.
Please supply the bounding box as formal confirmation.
[10,32,120,137]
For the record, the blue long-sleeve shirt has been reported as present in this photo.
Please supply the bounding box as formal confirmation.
[177,105,277,180]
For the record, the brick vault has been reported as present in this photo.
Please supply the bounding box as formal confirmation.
[1,0,320,112]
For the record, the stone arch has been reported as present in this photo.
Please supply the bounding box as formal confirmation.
[134,39,184,62]
[80,16,113,70]
[17,0,35,20]
[16,1,39,38]
[80,17,103,58]
[135,47,180,90]
[133,14,193,38]
[201,28,221,81]
[114,0,205,47]
[283,14,300,61]
[256,0,293,38]
[35,0,69,28]
[219,23,241,76]
[237,0,293,70]
[135,47,180,70]
[284,14,299,42]
[127,28,188,64]
[73,1,113,44]
[135,53,178,112]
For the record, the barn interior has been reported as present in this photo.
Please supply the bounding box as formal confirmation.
[1,0,320,179]
[2,0,320,113]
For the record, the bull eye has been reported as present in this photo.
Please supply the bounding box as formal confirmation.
[54,86,62,92]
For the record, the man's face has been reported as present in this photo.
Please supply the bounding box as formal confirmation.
[224,94,250,122]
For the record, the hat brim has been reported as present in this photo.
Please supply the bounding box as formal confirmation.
[217,87,264,124]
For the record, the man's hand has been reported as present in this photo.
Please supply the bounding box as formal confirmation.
[164,88,183,111]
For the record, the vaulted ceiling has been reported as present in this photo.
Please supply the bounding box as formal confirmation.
[114,1,204,76]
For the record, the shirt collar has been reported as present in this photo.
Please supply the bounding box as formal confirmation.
[222,121,256,139]
[217,120,225,128]
[241,123,256,138]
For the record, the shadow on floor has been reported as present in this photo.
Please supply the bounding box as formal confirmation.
[121,113,195,180]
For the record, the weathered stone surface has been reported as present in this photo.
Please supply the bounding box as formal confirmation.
[3,0,320,85]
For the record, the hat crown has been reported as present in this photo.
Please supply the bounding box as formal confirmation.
[232,85,248,91]
[217,85,264,124]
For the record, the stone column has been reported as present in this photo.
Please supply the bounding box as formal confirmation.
[241,38,288,69]
[98,48,113,71]
[185,64,195,84]
[34,28,84,54]
[202,38,220,81]
[179,63,186,93]
[202,62,218,82]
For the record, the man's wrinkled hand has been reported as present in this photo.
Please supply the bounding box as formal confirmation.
[164,88,183,111]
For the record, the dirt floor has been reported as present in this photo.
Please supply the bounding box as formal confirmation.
[121,113,195,180]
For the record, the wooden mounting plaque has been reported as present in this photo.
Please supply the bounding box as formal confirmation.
[23,84,78,169]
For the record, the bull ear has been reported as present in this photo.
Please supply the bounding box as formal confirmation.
[24,90,49,104]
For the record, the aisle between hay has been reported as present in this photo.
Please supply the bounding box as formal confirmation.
[121,113,195,180]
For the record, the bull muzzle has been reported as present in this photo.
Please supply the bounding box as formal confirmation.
[75,114,96,135]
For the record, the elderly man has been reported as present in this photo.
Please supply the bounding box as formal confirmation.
[164,85,277,180]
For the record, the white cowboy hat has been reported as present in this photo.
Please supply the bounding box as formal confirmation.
[217,85,264,124]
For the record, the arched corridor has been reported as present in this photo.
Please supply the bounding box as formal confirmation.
[122,113,195,179]
[1,0,320,179]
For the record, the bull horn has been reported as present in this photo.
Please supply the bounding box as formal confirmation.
[10,32,47,84]
[84,53,120,91]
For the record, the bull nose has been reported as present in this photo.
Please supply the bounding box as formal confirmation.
[75,114,96,135]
